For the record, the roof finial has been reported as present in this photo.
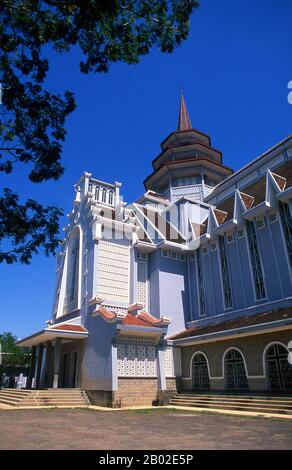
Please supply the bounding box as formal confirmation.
[177,89,192,131]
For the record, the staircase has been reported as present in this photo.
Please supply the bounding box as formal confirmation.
[0,388,90,407]
[170,392,292,416]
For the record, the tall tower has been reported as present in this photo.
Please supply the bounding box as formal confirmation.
[144,92,233,202]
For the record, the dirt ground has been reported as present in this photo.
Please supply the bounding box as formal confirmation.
[0,408,292,450]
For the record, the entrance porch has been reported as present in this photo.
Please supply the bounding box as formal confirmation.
[16,323,88,389]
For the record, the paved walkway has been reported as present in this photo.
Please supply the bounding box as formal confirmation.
[1,408,292,450]
[1,402,292,420]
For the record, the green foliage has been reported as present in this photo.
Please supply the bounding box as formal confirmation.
[0,0,198,264]
[0,331,30,367]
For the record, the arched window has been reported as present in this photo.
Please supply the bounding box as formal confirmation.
[102,188,107,203]
[192,353,210,390]
[225,348,248,390]
[265,343,292,390]
[95,186,100,201]
[63,229,80,314]
[108,190,114,206]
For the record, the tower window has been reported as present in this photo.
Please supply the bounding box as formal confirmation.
[102,188,107,203]
[64,232,80,313]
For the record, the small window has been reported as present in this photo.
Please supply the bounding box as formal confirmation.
[227,233,234,244]
[269,212,277,224]
[95,186,100,201]
[189,252,196,260]
[210,242,217,252]
[108,191,114,206]
[162,250,169,258]
[179,253,186,262]
[102,188,107,203]
[256,218,265,230]
[237,229,244,239]
[202,246,208,255]
[170,251,179,260]
[137,251,148,261]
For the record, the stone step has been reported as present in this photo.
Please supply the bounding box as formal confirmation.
[170,398,292,410]
[19,400,88,406]
[174,393,292,401]
[0,389,31,397]
[172,395,292,406]
[0,397,22,406]
[0,391,31,398]
[0,389,90,407]
[170,400,292,414]
[32,393,86,397]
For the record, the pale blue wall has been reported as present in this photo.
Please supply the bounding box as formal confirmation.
[82,313,116,390]
[158,253,190,335]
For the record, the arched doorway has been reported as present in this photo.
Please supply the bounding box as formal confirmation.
[225,349,248,390]
[266,343,292,391]
[192,353,210,390]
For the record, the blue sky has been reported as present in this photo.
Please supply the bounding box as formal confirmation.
[1,0,292,338]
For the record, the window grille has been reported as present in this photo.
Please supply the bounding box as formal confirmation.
[218,235,233,309]
[226,233,234,244]
[279,201,292,270]
[269,212,277,223]
[246,220,266,300]
[196,249,206,316]
[256,217,265,229]
[237,229,244,239]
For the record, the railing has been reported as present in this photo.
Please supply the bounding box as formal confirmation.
[171,184,204,200]
[88,179,116,207]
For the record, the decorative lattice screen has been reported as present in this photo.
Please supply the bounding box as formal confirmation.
[97,240,129,303]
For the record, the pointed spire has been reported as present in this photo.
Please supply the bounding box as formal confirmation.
[177,89,192,131]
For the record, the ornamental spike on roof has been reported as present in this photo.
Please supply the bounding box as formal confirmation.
[177,90,192,131]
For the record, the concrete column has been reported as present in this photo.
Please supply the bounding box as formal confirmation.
[111,344,118,391]
[35,344,44,389]
[157,346,166,391]
[27,346,36,389]
[53,338,61,388]
[39,342,49,388]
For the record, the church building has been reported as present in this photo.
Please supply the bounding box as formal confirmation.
[17,95,292,407]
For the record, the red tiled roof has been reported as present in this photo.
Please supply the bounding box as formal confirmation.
[93,307,169,328]
[49,323,88,333]
[122,313,162,328]
[169,307,292,341]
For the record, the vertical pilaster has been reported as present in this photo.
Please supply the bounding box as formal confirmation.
[111,344,118,391]
[27,346,36,389]
[157,346,166,391]
[115,181,122,206]
[53,338,61,388]
[39,342,49,388]
[35,344,44,389]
